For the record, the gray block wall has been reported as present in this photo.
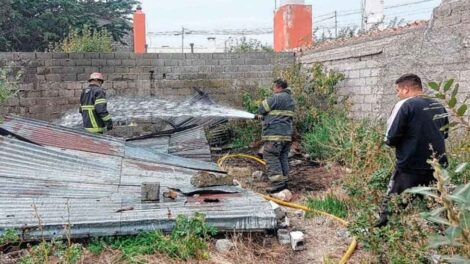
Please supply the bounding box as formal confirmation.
[299,0,470,120]
[0,52,294,121]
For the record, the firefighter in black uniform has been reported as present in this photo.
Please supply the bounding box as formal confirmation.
[256,79,295,193]
[80,72,113,133]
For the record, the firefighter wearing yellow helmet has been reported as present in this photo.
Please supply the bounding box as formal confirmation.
[79,72,113,133]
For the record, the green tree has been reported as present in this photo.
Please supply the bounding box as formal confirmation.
[226,36,273,53]
[0,0,138,52]
[52,26,113,52]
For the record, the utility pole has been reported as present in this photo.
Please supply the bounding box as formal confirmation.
[181,26,185,54]
[361,0,365,31]
[334,10,338,38]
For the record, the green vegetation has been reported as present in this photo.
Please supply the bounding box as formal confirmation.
[0,229,20,245]
[0,0,138,52]
[226,36,273,53]
[0,65,22,104]
[19,240,83,264]
[52,26,113,53]
[87,213,217,262]
[306,194,348,219]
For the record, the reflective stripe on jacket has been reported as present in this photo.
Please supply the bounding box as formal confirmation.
[256,89,295,141]
[79,84,111,133]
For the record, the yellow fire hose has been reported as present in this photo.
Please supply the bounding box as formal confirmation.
[218,154,357,264]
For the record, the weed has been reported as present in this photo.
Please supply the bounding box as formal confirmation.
[0,229,20,245]
[88,213,217,262]
[51,25,113,52]
[306,194,348,219]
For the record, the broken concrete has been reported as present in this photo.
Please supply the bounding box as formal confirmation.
[215,239,235,253]
[269,201,286,220]
[190,171,235,188]
[271,189,293,202]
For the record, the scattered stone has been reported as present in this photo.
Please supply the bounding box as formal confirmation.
[252,170,264,179]
[269,201,286,220]
[336,229,350,239]
[190,171,234,188]
[277,229,291,245]
[227,166,252,178]
[271,189,293,202]
[302,153,311,159]
[314,217,326,225]
[215,239,234,253]
[279,216,290,228]
[162,190,177,200]
[289,159,303,166]
[294,210,305,218]
[290,231,306,251]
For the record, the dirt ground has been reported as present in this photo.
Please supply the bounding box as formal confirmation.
[214,156,371,264]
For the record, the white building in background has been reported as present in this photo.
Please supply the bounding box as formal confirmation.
[362,0,385,30]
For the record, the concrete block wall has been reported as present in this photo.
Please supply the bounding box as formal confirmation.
[299,0,470,120]
[0,52,294,121]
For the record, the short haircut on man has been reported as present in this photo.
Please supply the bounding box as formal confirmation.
[274,79,288,89]
[395,74,423,90]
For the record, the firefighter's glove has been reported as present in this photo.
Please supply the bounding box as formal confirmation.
[255,114,263,120]
[106,120,113,131]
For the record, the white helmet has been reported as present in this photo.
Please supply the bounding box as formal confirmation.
[88,72,104,82]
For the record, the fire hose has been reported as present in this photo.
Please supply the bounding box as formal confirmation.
[217,154,357,264]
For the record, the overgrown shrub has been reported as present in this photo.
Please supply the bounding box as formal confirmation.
[52,26,113,53]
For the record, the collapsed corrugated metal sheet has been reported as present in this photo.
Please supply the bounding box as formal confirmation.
[0,125,276,239]
[0,115,218,171]
[1,115,124,156]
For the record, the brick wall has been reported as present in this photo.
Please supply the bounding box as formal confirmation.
[299,0,470,120]
[0,52,294,121]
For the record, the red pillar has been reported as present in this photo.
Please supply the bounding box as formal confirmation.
[274,4,312,52]
[133,6,146,54]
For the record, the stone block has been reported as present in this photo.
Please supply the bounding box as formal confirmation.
[100,53,115,59]
[83,53,100,59]
[68,53,84,59]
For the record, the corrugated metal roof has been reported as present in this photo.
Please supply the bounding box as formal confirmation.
[0,134,276,240]
[1,115,124,156]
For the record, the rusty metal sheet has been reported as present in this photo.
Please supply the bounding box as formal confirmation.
[0,115,125,156]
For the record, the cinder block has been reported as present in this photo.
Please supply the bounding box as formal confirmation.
[107,59,122,66]
[290,231,305,251]
[100,53,115,59]
[122,59,136,67]
[52,53,69,59]
[114,53,130,59]
[277,229,290,245]
[91,59,107,66]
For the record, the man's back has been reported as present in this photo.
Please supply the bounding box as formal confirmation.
[385,96,448,174]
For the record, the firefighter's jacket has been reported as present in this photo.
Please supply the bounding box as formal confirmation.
[79,84,112,133]
[256,88,295,141]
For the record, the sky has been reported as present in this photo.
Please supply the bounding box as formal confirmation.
[140,0,442,51]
